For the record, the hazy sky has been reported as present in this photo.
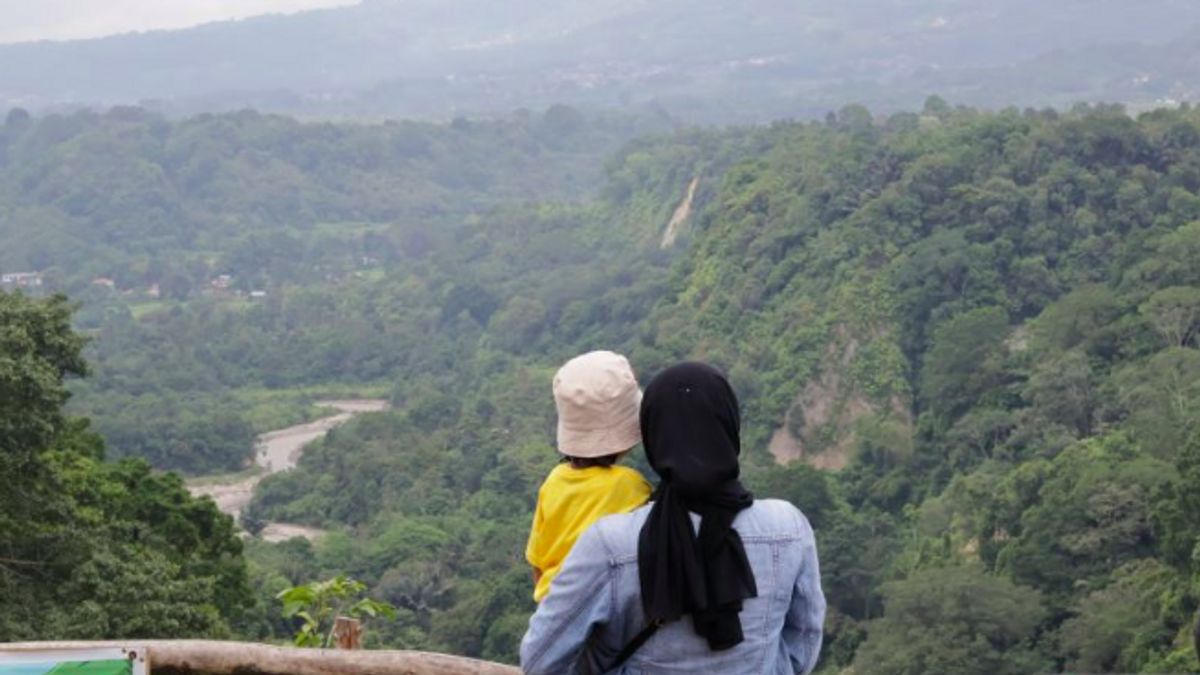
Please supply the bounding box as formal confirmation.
[0,0,360,44]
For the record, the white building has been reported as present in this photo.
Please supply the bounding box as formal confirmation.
[1,272,43,288]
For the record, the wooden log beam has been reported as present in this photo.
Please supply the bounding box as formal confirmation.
[0,641,521,675]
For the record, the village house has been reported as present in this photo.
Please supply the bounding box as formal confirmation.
[1,271,44,288]
[206,274,238,297]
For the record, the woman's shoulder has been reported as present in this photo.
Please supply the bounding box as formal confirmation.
[585,504,653,560]
[748,498,804,519]
[734,499,814,541]
[585,500,814,554]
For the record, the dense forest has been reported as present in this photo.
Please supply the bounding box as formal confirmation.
[3,101,1200,673]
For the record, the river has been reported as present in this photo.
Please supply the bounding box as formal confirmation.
[187,399,389,542]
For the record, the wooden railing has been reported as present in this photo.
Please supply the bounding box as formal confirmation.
[0,641,521,675]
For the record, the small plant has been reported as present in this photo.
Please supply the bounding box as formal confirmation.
[277,576,397,647]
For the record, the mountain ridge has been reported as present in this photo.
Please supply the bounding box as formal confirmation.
[5,0,1200,121]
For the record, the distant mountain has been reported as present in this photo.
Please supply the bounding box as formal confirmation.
[3,0,1200,121]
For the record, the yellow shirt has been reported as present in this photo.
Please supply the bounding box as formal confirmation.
[526,463,652,602]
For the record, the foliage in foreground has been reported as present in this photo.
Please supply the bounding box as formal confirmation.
[0,291,251,640]
[278,576,396,648]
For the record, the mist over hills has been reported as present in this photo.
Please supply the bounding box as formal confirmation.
[4,0,1200,122]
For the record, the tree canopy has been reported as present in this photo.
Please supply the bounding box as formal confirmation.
[0,290,250,641]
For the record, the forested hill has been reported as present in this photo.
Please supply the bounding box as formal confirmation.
[0,105,667,291]
[0,106,669,472]
[3,102,1200,672]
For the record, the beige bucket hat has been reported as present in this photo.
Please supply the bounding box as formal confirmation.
[553,350,643,458]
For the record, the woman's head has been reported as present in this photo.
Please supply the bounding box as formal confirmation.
[637,362,756,649]
[639,362,741,492]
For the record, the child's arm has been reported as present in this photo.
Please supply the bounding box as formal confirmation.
[521,525,615,674]
[526,484,547,593]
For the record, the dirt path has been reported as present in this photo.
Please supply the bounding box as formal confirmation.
[188,399,389,539]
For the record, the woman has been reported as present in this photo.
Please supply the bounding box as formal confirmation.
[520,362,825,674]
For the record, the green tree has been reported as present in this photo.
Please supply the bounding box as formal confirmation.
[919,307,1010,419]
[1024,349,1096,437]
[852,566,1047,675]
[743,460,837,530]
[1140,286,1200,348]
[0,291,90,626]
[1058,560,1184,673]
[0,292,88,466]
[1027,284,1123,357]
[0,290,251,640]
[488,296,548,353]
[998,435,1173,599]
[1116,348,1200,457]
[278,576,396,647]
[1147,222,1200,287]
[1152,432,1200,568]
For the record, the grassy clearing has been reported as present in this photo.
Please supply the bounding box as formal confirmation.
[128,300,170,318]
[233,383,393,433]
[300,381,393,400]
[234,389,325,433]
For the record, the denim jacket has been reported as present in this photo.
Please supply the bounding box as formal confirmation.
[520,499,825,675]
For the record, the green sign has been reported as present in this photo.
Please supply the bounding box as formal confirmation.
[0,649,143,675]
[2,661,130,675]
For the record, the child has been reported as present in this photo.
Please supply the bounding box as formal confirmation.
[526,350,652,602]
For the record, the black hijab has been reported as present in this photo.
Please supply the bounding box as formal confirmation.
[637,362,757,651]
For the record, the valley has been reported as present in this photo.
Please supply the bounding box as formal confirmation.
[188,399,389,541]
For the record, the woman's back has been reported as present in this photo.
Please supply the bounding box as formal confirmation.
[520,498,824,674]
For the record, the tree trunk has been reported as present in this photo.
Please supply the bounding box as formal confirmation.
[333,617,362,650]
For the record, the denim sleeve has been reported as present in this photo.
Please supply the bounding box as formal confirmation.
[783,509,826,675]
[520,523,614,675]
